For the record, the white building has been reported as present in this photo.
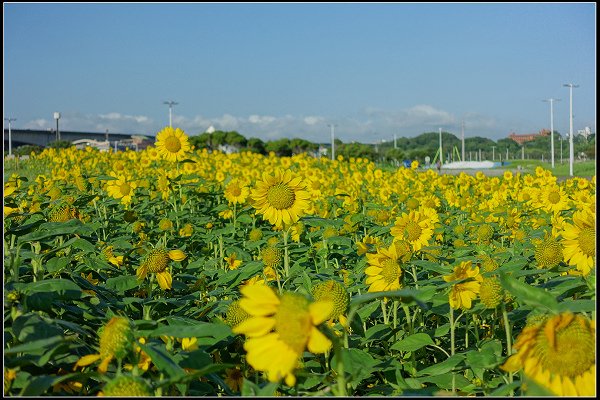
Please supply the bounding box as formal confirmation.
[577,126,592,139]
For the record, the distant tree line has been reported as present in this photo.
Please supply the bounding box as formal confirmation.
[185,129,595,164]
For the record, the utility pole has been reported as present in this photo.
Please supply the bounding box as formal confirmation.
[439,127,443,165]
[394,133,397,149]
[543,98,560,168]
[491,146,496,161]
[4,117,16,156]
[163,100,178,127]
[328,124,337,161]
[54,112,61,141]
[563,83,578,176]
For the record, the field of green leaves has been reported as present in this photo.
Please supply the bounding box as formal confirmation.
[3,127,596,396]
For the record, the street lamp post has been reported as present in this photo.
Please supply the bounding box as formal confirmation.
[439,127,443,165]
[560,135,563,164]
[491,146,495,161]
[543,98,560,168]
[163,101,178,127]
[4,117,16,156]
[328,124,337,161]
[53,112,61,141]
[563,83,578,176]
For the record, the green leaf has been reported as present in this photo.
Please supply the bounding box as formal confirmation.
[498,273,559,313]
[12,313,63,342]
[390,333,434,352]
[149,321,231,340]
[416,354,464,376]
[104,275,139,292]
[178,350,213,370]
[138,342,186,378]
[556,299,596,313]
[350,289,428,310]
[5,336,65,355]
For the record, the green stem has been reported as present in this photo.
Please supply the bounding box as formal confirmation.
[450,306,456,394]
[381,300,389,325]
[232,202,237,238]
[502,303,514,393]
[283,228,290,277]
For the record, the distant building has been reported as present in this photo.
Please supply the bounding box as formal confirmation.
[508,129,550,145]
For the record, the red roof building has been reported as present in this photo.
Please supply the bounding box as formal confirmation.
[509,129,550,145]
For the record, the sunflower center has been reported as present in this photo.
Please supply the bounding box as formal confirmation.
[547,191,560,204]
[404,221,422,242]
[534,318,595,378]
[266,183,296,210]
[578,227,595,257]
[381,259,402,284]
[119,182,131,196]
[261,247,282,267]
[230,186,242,196]
[164,136,182,153]
[144,248,169,273]
[275,293,311,354]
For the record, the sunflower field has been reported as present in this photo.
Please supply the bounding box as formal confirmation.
[3,127,596,396]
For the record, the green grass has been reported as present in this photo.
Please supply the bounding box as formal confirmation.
[494,159,596,178]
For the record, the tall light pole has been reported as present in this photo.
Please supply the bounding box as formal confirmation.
[4,117,16,156]
[328,124,337,161]
[543,98,560,168]
[563,83,578,176]
[491,145,495,161]
[560,134,563,164]
[163,100,178,127]
[439,127,443,165]
[54,112,61,141]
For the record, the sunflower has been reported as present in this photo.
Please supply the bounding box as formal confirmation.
[73,316,134,373]
[106,174,137,205]
[560,208,596,276]
[536,185,570,214]
[443,261,482,310]
[155,126,191,162]
[364,242,403,293]
[534,236,564,269]
[224,367,245,392]
[251,169,311,228]
[136,247,186,290]
[390,209,435,252]
[501,312,595,396]
[311,280,349,326]
[232,285,333,386]
[224,179,250,205]
[225,253,242,270]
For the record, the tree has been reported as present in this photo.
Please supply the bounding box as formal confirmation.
[245,137,266,154]
[265,138,292,157]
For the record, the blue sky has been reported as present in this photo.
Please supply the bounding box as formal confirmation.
[3,3,596,143]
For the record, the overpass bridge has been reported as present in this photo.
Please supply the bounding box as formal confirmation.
[3,128,152,148]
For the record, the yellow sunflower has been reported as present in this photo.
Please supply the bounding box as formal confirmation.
[443,261,482,310]
[536,185,570,214]
[136,247,186,290]
[232,285,333,386]
[390,209,435,252]
[224,179,250,205]
[155,126,191,162]
[364,242,403,293]
[560,208,596,276]
[105,174,137,205]
[250,169,311,228]
[501,312,595,396]
[225,253,242,270]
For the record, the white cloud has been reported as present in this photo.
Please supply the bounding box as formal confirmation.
[20,105,511,142]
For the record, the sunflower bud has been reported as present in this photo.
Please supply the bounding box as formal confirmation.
[102,375,152,397]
